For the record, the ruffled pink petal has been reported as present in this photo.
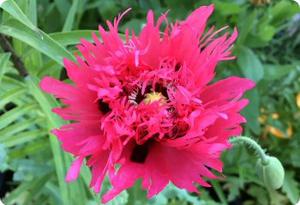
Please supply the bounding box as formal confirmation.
[40,77,77,99]
[200,76,255,105]
[66,156,84,182]
[88,151,110,193]
[183,5,214,38]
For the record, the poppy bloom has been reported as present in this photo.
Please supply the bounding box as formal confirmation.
[40,4,255,203]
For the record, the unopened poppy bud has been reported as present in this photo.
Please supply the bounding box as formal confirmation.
[256,156,285,190]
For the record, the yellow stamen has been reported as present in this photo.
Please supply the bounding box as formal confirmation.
[144,92,166,104]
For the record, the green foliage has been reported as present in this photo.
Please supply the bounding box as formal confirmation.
[0,0,299,204]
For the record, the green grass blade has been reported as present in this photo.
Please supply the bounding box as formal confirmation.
[0,87,26,108]
[26,76,97,202]
[0,118,41,139]
[50,30,96,46]
[63,0,79,32]
[0,21,74,65]
[0,104,37,130]
[50,30,124,46]
[28,0,37,26]
[1,130,47,147]
[25,75,70,205]
[4,174,51,205]
[54,0,71,21]
[0,0,37,31]
[0,53,11,84]
[9,138,48,159]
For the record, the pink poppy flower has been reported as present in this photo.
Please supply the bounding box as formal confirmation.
[40,4,255,203]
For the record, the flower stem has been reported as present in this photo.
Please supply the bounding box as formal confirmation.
[230,136,269,165]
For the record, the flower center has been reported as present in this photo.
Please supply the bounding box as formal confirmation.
[144,92,166,104]
[128,83,169,105]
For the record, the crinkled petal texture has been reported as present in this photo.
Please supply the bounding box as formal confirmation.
[40,4,255,204]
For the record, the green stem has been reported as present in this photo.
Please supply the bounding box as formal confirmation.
[230,136,269,165]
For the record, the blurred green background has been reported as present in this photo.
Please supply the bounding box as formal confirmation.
[0,0,299,204]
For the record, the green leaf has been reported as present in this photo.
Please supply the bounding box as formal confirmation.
[0,144,8,171]
[270,1,300,26]
[4,174,51,205]
[2,130,47,148]
[62,0,80,32]
[214,1,242,16]
[258,25,276,43]
[27,0,37,26]
[0,20,74,65]
[106,191,128,205]
[210,180,227,205]
[0,87,26,108]
[25,76,70,205]
[0,0,37,31]
[237,46,264,82]
[0,118,41,141]
[0,104,37,130]
[9,138,49,159]
[50,30,96,46]
[44,182,63,205]
[237,10,257,45]
[242,88,261,134]
[263,64,296,81]
[50,30,125,46]
[282,171,300,204]
[0,53,11,84]
[54,0,71,21]
[268,189,288,205]
[247,185,268,205]
[1,1,73,64]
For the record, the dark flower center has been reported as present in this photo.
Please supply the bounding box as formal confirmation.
[97,99,111,114]
[130,140,153,163]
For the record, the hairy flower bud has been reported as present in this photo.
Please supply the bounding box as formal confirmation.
[256,156,285,190]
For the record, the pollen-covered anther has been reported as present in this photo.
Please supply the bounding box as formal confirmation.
[144,92,166,104]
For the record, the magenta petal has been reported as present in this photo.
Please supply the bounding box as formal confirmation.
[65,157,84,182]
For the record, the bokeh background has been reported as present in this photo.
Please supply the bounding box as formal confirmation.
[0,0,299,204]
